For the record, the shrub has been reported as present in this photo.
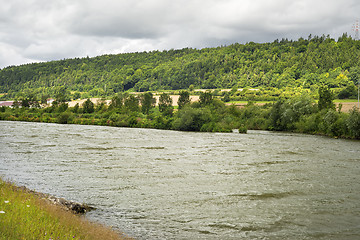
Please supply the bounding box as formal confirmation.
[346,108,360,139]
[238,124,248,134]
[57,112,73,124]
[173,106,211,131]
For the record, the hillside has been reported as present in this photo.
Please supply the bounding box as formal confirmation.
[0,34,360,100]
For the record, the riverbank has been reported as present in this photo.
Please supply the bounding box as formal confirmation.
[1,93,359,139]
[0,177,131,240]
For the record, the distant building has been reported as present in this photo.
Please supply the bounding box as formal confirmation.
[0,101,14,107]
[47,98,55,105]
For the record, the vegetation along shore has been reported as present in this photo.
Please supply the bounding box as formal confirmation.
[0,177,131,240]
[0,87,359,139]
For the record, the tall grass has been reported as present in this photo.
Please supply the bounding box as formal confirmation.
[0,178,131,240]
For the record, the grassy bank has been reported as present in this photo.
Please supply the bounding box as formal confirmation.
[0,178,130,240]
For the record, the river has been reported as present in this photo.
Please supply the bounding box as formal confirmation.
[1,121,360,239]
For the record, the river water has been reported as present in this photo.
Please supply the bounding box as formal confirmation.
[1,121,360,239]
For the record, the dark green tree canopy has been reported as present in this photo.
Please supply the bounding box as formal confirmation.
[318,86,335,111]
[158,92,173,115]
[177,91,190,110]
[82,98,95,113]
[140,92,155,114]
[199,91,213,106]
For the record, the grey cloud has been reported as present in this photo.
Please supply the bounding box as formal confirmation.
[1,0,360,68]
[66,0,173,39]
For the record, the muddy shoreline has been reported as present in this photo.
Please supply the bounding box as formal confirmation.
[14,184,95,214]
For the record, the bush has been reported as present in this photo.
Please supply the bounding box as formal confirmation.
[238,125,248,134]
[173,106,211,131]
[295,113,321,134]
[346,108,360,139]
[57,112,73,124]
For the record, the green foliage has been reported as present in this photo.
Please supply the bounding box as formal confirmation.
[2,35,360,99]
[172,106,211,131]
[158,92,173,116]
[346,108,360,138]
[0,178,122,240]
[238,125,248,134]
[57,111,73,124]
[318,86,335,110]
[109,93,124,110]
[82,99,95,113]
[71,103,80,113]
[177,91,190,110]
[269,99,285,130]
[73,92,81,100]
[222,92,231,102]
[1,91,359,139]
[124,95,139,112]
[140,92,155,114]
[338,83,357,99]
[199,91,213,106]
[57,103,69,113]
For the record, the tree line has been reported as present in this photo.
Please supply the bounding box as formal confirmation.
[1,89,359,139]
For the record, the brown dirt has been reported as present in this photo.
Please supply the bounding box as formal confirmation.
[227,102,360,113]
[68,95,200,107]
[335,102,360,112]
[67,97,359,112]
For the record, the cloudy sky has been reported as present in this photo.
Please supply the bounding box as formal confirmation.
[0,0,359,68]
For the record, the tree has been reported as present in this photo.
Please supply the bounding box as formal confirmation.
[338,84,357,99]
[109,93,124,109]
[188,84,195,92]
[82,98,95,113]
[140,92,155,114]
[318,86,335,110]
[41,94,50,104]
[20,93,40,108]
[55,87,69,103]
[57,103,68,113]
[269,99,285,130]
[172,106,211,131]
[222,92,231,102]
[72,103,79,113]
[73,92,81,100]
[177,90,190,110]
[346,108,360,139]
[158,92,173,115]
[199,91,213,106]
[124,95,139,112]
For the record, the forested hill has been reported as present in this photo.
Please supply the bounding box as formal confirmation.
[1,34,360,99]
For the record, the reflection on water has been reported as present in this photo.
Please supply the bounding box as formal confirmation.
[1,121,360,239]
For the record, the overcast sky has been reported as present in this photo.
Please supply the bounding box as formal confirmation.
[0,0,359,69]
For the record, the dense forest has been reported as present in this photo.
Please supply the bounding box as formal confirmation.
[0,34,360,101]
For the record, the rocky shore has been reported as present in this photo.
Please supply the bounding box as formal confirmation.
[16,185,95,214]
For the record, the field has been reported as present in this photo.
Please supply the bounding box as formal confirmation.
[67,96,359,113]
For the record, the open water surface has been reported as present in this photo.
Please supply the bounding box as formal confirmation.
[1,121,360,239]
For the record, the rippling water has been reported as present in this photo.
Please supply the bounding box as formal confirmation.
[1,121,360,239]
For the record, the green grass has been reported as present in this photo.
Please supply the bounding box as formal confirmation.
[227,100,274,104]
[0,178,130,240]
[333,99,359,103]
[228,99,359,104]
